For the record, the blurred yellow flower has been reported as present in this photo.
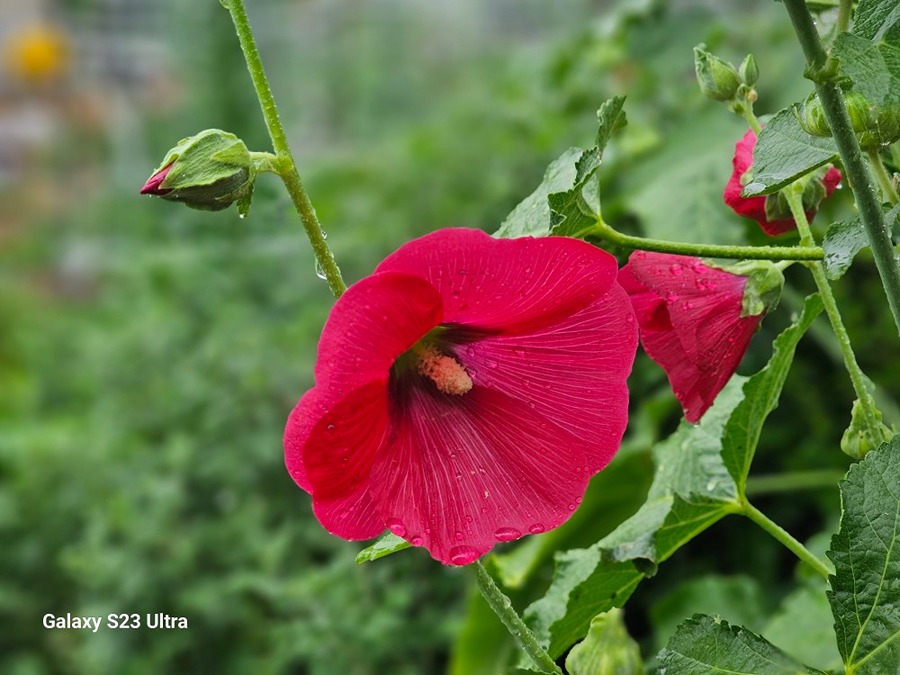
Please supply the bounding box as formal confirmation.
[4,25,70,84]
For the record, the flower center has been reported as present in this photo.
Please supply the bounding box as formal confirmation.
[413,344,472,395]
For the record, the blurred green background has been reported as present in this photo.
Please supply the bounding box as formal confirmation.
[1,1,894,673]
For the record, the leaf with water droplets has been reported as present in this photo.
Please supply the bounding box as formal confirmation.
[742,107,838,196]
[355,531,411,564]
[823,206,899,280]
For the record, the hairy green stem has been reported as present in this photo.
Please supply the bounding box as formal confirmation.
[784,186,888,446]
[223,0,346,297]
[782,0,900,334]
[867,149,900,205]
[472,561,562,675]
[580,220,824,260]
[742,502,833,578]
[745,470,846,497]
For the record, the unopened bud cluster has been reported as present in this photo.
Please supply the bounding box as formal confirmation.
[798,91,900,149]
[693,44,757,106]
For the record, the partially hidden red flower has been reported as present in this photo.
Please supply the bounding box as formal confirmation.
[284,228,638,565]
[724,129,841,236]
[139,162,173,195]
[619,251,778,423]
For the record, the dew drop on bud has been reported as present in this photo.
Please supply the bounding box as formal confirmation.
[494,527,521,542]
[448,545,480,565]
[315,260,326,280]
[386,518,406,537]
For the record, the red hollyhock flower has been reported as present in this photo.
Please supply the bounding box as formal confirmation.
[724,129,841,236]
[618,251,772,423]
[284,229,637,565]
[139,162,174,195]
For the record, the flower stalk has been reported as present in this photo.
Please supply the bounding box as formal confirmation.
[783,185,889,449]
[580,219,824,261]
[741,501,833,578]
[473,561,563,675]
[782,0,900,335]
[223,0,346,297]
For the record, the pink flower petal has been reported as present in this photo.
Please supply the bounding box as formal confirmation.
[304,380,391,540]
[375,228,618,334]
[459,283,636,473]
[619,252,762,422]
[369,385,591,565]
[314,271,444,392]
[285,271,442,494]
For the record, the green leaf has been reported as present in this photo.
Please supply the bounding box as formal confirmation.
[354,532,410,563]
[763,583,843,672]
[833,33,900,108]
[658,615,826,674]
[618,108,748,246]
[721,294,824,496]
[565,609,642,675]
[823,206,899,281]
[495,148,581,239]
[496,96,626,240]
[827,435,900,674]
[523,378,745,659]
[651,575,767,653]
[743,107,838,196]
[853,0,900,46]
[549,97,627,237]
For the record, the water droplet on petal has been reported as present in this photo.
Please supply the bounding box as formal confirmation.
[514,348,526,357]
[670,264,683,276]
[455,531,464,541]
[487,360,498,369]
[326,423,336,432]
[386,518,406,537]
[567,503,576,511]
[465,515,473,523]
[449,545,480,565]
[410,536,424,546]
[528,524,545,534]
[494,527,521,542]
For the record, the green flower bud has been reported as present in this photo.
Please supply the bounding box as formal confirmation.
[738,53,758,87]
[693,44,741,102]
[841,398,892,460]
[799,91,900,149]
[140,129,255,216]
[797,93,831,137]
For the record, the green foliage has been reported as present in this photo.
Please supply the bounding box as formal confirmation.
[743,108,838,196]
[721,294,823,496]
[763,582,842,672]
[356,533,411,563]
[522,295,821,660]
[523,379,746,660]
[564,609,641,675]
[827,436,900,674]
[658,615,825,674]
[853,0,900,44]
[833,34,900,108]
